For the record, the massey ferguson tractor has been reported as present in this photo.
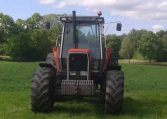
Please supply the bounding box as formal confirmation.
[31,11,124,114]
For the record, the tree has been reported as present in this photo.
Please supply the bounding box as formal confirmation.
[138,31,159,62]
[48,25,62,47]
[155,30,167,61]
[160,34,167,61]
[7,31,32,60]
[119,29,147,59]
[0,13,15,42]
[26,13,43,30]
[106,35,122,65]
[0,14,15,31]
[31,29,51,60]
[0,13,16,55]
[106,35,121,59]
[8,29,51,61]
[119,36,134,59]
[0,29,5,43]
[0,12,64,59]
[15,19,26,31]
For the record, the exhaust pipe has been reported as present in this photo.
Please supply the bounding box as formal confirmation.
[73,11,77,48]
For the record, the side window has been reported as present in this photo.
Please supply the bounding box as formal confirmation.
[62,23,73,58]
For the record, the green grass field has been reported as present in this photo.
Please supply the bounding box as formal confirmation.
[0,61,167,119]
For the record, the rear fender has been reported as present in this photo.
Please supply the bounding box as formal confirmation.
[103,48,111,71]
[39,63,56,69]
[104,48,121,71]
[53,47,61,72]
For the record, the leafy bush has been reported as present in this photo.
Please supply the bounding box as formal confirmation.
[0,43,10,55]
[8,29,51,61]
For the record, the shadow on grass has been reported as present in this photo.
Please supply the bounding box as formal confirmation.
[123,97,167,116]
[49,96,167,118]
[52,97,105,117]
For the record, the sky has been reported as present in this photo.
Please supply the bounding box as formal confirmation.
[0,0,167,34]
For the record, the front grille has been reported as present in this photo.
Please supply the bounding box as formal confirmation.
[67,53,89,80]
[69,54,88,71]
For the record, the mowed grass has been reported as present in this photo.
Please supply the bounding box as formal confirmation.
[0,61,167,119]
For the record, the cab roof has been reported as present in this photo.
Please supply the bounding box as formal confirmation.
[60,16,104,23]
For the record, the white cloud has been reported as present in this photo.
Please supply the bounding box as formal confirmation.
[158,1,167,9]
[56,1,66,9]
[39,0,55,5]
[152,25,165,33]
[38,0,167,21]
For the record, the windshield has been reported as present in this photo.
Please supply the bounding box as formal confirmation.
[62,23,100,59]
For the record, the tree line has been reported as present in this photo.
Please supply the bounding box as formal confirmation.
[0,13,61,61]
[0,12,167,62]
[107,29,167,62]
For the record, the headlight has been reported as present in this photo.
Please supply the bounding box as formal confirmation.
[80,71,87,76]
[70,71,76,76]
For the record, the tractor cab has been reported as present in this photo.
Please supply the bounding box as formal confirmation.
[58,11,105,77]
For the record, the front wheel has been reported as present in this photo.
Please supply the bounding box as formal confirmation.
[31,67,55,112]
[105,70,124,114]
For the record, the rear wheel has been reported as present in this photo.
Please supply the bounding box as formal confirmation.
[105,70,124,114]
[31,67,55,112]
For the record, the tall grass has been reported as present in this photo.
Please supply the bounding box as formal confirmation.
[0,61,167,119]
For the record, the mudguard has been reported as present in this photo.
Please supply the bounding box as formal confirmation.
[39,63,56,69]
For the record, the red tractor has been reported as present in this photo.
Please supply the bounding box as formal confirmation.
[31,11,124,114]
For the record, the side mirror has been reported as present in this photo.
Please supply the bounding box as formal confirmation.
[45,21,51,30]
[116,23,122,31]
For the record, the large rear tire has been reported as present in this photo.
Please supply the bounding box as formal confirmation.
[105,70,124,114]
[31,67,55,112]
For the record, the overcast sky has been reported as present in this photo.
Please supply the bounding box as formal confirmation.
[0,0,167,34]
